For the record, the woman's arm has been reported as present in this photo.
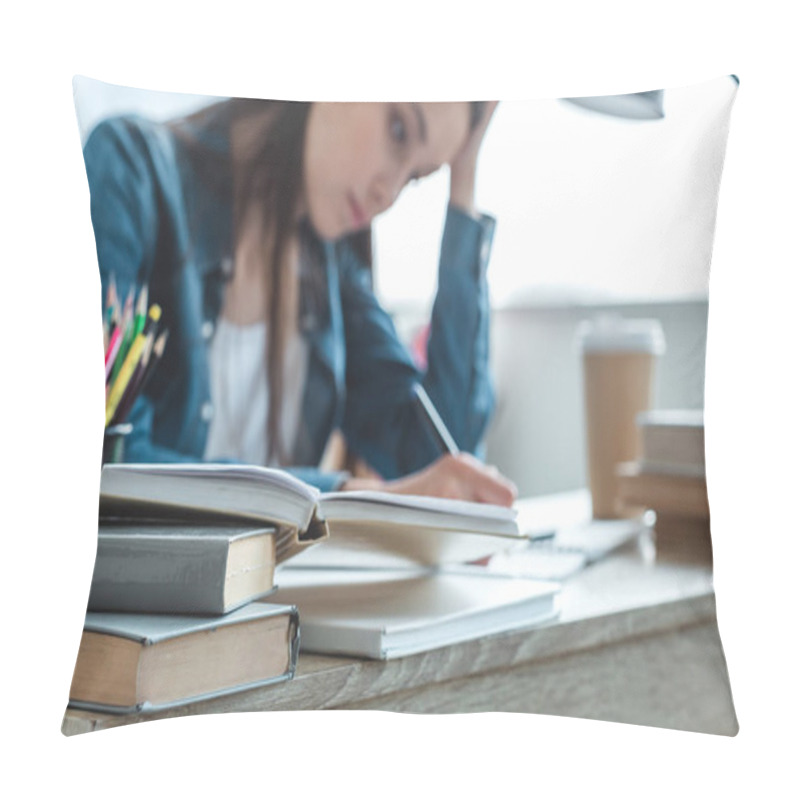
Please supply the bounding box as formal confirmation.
[86,117,166,464]
[448,101,499,217]
[423,100,500,448]
[337,205,496,476]
[337,103,506,492]
[423,205,496,451]
[84,117,161,307]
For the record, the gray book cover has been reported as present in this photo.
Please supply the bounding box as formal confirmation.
[88,523,276,615]
[83,600,295,642]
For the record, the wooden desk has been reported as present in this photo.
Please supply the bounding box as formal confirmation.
[62,537,737,737]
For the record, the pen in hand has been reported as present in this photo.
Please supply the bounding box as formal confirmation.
[409,385,517,556]
[411,383,459,456]
[373,382,516,507]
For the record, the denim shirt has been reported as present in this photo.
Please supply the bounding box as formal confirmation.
[84,112,496,492]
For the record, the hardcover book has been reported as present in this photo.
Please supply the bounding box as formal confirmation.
[88,522,277,615]
[69,602,299,714]
[636,409,706,477]
[272,566,559,659]
[615,461,710,518]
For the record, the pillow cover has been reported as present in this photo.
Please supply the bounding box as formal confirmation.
[63,75,738,737]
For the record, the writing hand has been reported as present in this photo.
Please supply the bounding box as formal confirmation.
[341,452,517,507]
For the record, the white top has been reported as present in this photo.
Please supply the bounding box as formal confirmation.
[575,315,666,354]
[204,318,309,466]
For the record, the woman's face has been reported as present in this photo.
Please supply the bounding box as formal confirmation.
[303,102,471,240]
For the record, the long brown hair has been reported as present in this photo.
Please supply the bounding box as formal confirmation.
[174,98,371,465]
[227,99,313,467]
[174,98,486,466]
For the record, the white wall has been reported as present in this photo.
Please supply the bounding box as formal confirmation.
[484,298,708,497]
[73,75,736,312]
[73,76,215,141]
[373,76,737,309]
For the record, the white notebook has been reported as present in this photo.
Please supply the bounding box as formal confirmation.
[273,566,559,659]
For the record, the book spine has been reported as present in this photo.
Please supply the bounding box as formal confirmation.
[640,428,705,469]
[88,536,229,614]
[637,460,706,479]
[616,470,710,518]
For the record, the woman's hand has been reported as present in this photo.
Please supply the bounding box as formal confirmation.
[449,101,499,216]
[340,452,517,507]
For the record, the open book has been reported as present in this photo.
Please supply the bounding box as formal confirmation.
[99,464,525,568]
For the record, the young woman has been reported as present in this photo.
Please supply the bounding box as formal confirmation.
[86,97,516,505]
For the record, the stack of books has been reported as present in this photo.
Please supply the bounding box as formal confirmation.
[70,516,301,715]
[69,464,560,715]
[614,409,712,561]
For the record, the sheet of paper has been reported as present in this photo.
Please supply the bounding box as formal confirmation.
[487,504,652,580]
[488,547,588,581]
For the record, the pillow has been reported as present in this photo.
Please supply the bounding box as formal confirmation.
[63,75,738,737]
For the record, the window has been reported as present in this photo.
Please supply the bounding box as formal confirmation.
[373,79,736,311]
[74,77,736,311]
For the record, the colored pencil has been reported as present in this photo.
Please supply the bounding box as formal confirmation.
[105,305,162,426]
[132,284,149,340]
[105,274,119,329]
[138,329,168,394]
[110,287,135,385]
[104,326,123,382]
[110,331,155,426]
[112,329,169,424]
[107,301,121,345]
[110,368,146,426]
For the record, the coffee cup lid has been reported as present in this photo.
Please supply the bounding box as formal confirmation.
[576,316,666,354]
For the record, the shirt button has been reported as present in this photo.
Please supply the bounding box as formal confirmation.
[201,320,215,340]
[480,238,491,263]
[220,257,234,278]
[200,402,214,422]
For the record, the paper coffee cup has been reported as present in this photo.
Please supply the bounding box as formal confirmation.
[577,316,665,519]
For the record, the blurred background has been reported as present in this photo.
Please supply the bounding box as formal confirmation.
[73,75,736,496]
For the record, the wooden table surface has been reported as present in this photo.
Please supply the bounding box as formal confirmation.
[62,535,737,737]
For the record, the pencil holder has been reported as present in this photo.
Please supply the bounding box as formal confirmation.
[102,423,133,465]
